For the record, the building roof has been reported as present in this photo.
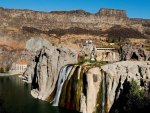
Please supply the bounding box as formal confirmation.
[15,60,29,65]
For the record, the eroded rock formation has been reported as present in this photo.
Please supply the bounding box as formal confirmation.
[58,61,150,113]
[0,7,149,67]
[23,46,78,100]
[121,44,150,61]
[96,49,120,62]
[0,8,130,31]
[25,37,52,52]
[101,61,150,112]
[25,58,150,113]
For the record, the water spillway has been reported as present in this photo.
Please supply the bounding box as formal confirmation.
[52,65,108,113]
[52,65,73,106]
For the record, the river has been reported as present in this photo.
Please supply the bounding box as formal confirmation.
[0,75,80,113]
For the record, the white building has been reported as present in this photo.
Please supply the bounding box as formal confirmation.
[10,60,28,74]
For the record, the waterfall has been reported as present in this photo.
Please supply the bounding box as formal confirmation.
[52,65,73,106]
[102,74,106,113]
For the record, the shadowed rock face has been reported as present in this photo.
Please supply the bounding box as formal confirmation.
[101,61,150,112]
[59,61,150,113]
[121,44,150,61]
[24,59,150,113]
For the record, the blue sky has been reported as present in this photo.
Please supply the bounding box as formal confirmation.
[0,0,149,19]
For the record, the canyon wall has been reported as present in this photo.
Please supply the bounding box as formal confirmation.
[0,8,129,31]
[0,7,149,67]
[24,48,150,113]
[58,61,150,113]
[23,47,78,100]
[0,7,149,44]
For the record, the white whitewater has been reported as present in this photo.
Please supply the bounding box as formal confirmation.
[52,65,73,106]
[102,74,106,113]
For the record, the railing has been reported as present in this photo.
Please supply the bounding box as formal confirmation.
[96,48,116,50]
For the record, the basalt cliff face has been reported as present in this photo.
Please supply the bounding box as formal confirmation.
[23,47,77,100]
[0,7,150,67]
[0,7,149,35]
[0,7,149,30]
[24,48,150,113]
[0,8,129,31]
[58,61,150,113]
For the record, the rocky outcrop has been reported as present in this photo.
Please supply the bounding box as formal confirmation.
[24,49,150,113]
[58,66,102,113]
[121,44,150,61]
[101,61,150,112]
[0,8,129,31]
[54,61,150,113]
[96,49,120,62]
[0,7,149,67]
[23,46,78,100]
[80,67,102,113]
[26,37,52,52]
[98,8,127,18]
[0,7,149,31]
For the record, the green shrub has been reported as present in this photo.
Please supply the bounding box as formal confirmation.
[0,67,4,73]
[78,56,86,64]
[110,79,150,113]
[126,79,148,112]
[5,66,10,72]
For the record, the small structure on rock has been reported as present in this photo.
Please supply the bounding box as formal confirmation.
[80,39,94,54]
[90,47,96,62]
[80,39,120,62]
[10,60,29,74]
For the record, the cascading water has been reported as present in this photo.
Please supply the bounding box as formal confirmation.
[52,65,73,106]
[102,74,106,113]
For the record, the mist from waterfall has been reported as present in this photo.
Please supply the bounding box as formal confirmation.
[52,65,73,106]
[102,74,106,113]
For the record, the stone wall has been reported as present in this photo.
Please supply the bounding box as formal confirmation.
[96,49,120,62]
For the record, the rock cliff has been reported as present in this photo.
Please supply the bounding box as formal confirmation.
[121,44,150,61]
[101,61,150,112]
[25,58,150,113]
[0,7,149,31]
[0,8,129,31]
[23,46,78,100]
[0,7,149,67]
[58,61,150,113]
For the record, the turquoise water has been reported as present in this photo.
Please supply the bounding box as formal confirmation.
[0,76,80,113]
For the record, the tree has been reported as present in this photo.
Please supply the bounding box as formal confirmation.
[0,67,4,73]
[110,79,150,113]
[5,66,10,72]
[126,79,150,113]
